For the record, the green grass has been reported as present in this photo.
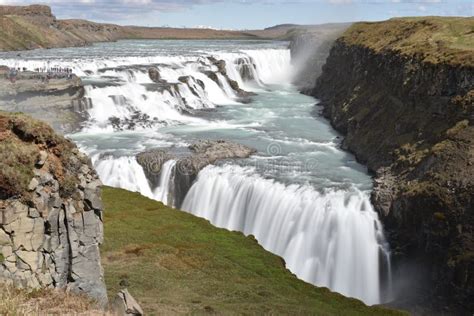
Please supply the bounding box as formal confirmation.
[101,187,405,315]
[342,17,474,66]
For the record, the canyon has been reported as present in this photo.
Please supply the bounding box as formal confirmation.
[0,4,472,315]
[301,17,473,314]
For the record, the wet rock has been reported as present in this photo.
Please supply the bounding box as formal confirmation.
[137,140,256,207]
[235,58,255,81]
[204,71,219,84]
[148,67,161,83]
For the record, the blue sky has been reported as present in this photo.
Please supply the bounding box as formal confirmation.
[0,0,472,29]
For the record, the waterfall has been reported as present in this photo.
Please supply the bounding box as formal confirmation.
[152,160,177,206]
[0,46,292,126]
[94,156,154,199]
[3,44,392,306]
[0,49,291,131]
[181,164,389,305]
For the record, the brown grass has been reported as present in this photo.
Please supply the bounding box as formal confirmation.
[0,283,106,315]
[0,111,83,199]
[342,17,474,66]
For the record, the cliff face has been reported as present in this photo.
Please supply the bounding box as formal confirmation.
[0,112,107,307]
[0,70,90,134]
[309,17,474,312]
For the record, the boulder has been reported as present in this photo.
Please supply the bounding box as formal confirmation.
[111,289,144,316]
[148,67,161,83]
[137,140,256,207]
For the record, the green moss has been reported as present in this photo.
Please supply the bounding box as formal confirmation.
[101,187,405,315]
[0,253,4,262]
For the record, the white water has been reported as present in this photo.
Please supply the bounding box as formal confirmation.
[0,40,390,306]
[94,156,154,198]
[182,165,384,305]
[152,160,177,205]
[0,48,290,131]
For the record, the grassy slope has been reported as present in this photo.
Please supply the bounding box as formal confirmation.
[341,17,474,66]
[101,187,404,315]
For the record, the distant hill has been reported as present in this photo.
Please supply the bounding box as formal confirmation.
[0,5,262,51]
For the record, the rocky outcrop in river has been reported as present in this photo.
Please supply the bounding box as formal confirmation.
[0,112,107,307]
[305,17,473,313]
[137,140,256,207]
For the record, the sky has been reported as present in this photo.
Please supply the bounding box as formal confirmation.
[0,0,472,29]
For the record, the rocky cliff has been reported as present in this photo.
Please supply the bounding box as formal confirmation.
[308,17,473,313]
[0,70,90,134]
[0,111,107,307]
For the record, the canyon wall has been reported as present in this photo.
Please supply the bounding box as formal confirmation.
[0,70,90,134]
[0,112,107,306]
[297,17,474,313]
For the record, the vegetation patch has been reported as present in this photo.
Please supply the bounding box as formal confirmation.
[341,17,474,66]
[0,111,83,200]
[101,187,405,315]
[0,283,101,315]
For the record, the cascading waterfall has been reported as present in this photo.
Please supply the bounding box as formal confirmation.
[181,165,388,305]
[0,49,291,131]
[1,42,391,306]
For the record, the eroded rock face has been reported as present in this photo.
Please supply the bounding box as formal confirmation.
[312,36,474,313]
[0,70,89,134]
[137,140,256,207]
[0,112,107,307]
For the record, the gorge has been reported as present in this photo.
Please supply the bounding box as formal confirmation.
[0,6,472,314]
[1,38,392,307]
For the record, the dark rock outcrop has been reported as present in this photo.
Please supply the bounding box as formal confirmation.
[137,140,256,207]
[203,59,256,102]
[235,58,256,81]
[310,19,473,313]
[148,67,161,83]
[0,112,107,307]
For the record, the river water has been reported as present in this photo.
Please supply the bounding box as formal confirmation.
[0,39,390,305]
